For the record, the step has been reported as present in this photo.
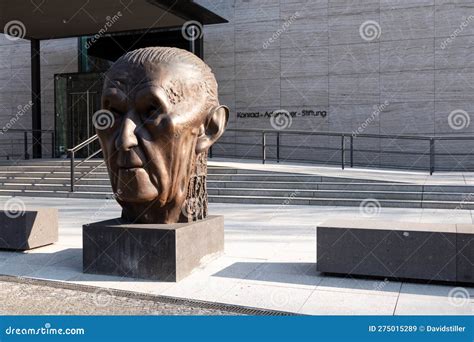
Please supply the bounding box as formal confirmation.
[0,167,108,174]
[0,190,113,199]
[0,177,112,186]
[206,180,424,192]
[1,178,474,201]
[208,189,474,202]
[0,183,471,201]
[0,160,104,167]
[0,177,406,189]
[0,171,110,179]
[207,188,425,200]
[208,195,474,209]
[0,172,323,182]
[0,184,113,193]
[0,189,471,210]
[0,160,472,211]
[207,174,389,183]
[0,164,392,183]
[0,172,397,184]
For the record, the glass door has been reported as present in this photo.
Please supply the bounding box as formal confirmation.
[69,90,100,156]
[55,73,103,158]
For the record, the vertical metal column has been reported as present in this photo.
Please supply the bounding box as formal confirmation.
[189,23,203,58]
[341,134,345,170]
[190,34,195,54]
[86,90,90,156]
[262,131,266,164]
[31,39,42,158]
[350,135,354,168]
[51,132,55,158]
[276,132,280,163]
[429,138,435,175]
[24,132,29,160]
[70,150,75,192]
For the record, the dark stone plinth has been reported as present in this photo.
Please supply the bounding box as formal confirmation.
[317,220,473,283]
[0,208,58,250]
[83,215,224,281]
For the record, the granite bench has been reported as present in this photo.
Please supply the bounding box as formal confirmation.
[317,220,473,284]
[0,208,58,250]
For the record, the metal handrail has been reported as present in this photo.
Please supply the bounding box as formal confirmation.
[211,128,474,175]
[67,134,98,153]
[73,154,106,185]
[75,148,102,169]
[5,128,54,132]
[68,134,101,192]
[1,128,56,159]
[226,128,435,140]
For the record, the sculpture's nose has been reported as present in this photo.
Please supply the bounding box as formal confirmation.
[116,112,138,151]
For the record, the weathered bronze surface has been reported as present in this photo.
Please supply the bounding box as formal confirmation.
[96,47,228,224]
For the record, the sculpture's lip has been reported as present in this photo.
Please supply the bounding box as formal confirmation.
[119,166,144,171]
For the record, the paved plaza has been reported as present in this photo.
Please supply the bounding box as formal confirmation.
[0,193,472,315]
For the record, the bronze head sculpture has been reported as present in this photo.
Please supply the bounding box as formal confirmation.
[96,47,229,224]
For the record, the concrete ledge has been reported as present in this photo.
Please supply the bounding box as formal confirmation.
[83,215,224,281]
[317,219,473,284]
[0,208,58,250]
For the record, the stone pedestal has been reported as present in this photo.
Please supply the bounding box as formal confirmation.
[0,208,58,250]
[83,215,224,281]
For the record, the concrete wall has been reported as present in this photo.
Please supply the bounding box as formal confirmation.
[198,0,474,171]
[0,35,77,159]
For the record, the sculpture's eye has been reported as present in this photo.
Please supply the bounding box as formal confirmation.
[149,104,161,114]
[143,104,163,122]
[103,98,125,118]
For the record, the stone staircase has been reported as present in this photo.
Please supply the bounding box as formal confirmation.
[0,159,474,209]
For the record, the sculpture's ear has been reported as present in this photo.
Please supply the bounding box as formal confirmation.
[196,105,229,154]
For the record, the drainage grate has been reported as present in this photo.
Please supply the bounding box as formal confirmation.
[0,275,299,316]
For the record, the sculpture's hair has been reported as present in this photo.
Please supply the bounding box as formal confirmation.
[111,47,219,107]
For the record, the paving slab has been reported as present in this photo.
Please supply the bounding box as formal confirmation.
[395,283,474,315]
[218,282,314,313]
[316,276,402,297]
[300,290,399,315]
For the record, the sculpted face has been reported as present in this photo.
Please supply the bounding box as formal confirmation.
[96,47,228,224]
